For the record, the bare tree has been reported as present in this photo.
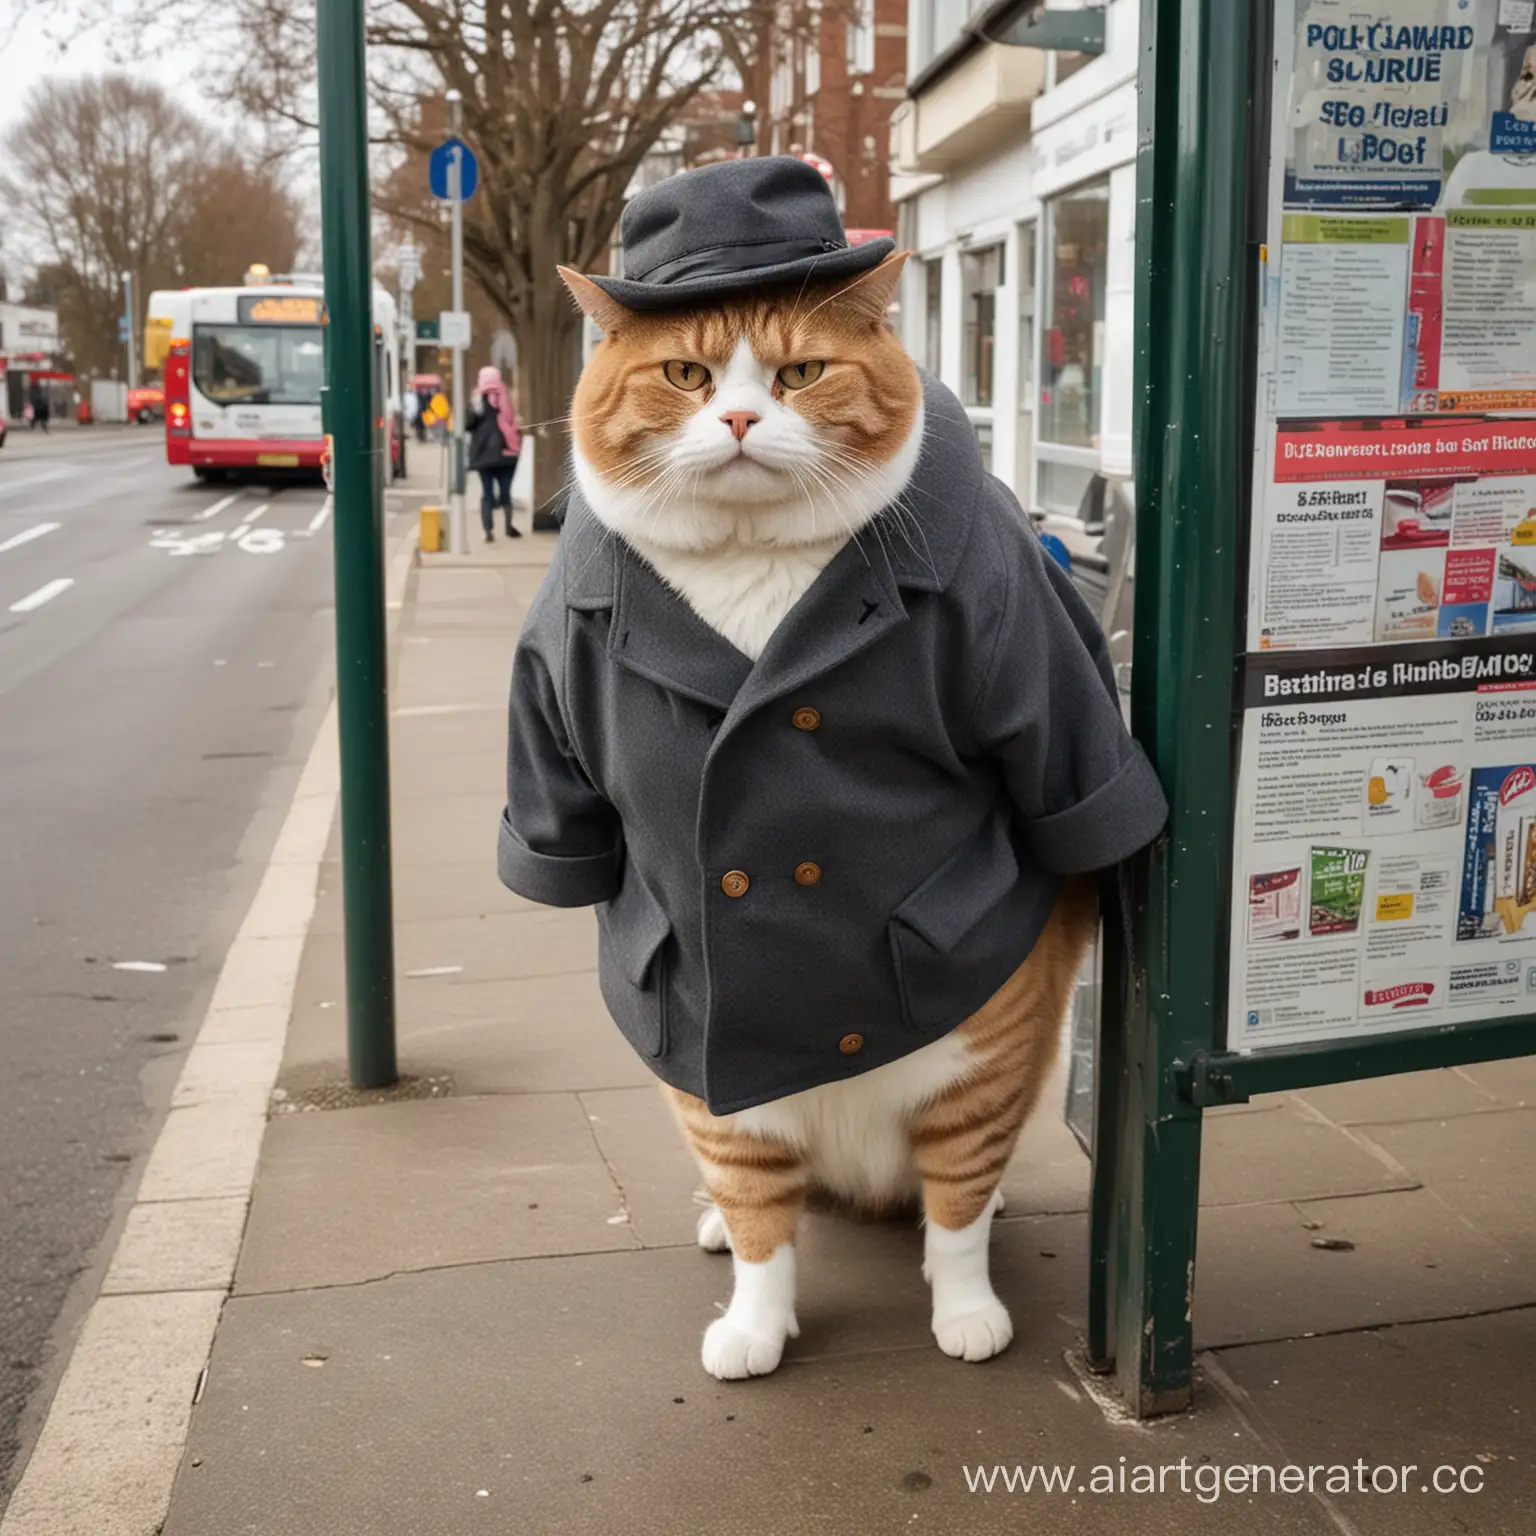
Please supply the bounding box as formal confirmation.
[2,76,302,379]
[202,0,821,508]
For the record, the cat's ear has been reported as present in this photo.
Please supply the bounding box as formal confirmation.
[558,267,632,335]
[829,251,911,326]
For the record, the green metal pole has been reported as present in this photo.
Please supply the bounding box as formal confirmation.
[317,0,398,1088]
[1091,0,1259,1416]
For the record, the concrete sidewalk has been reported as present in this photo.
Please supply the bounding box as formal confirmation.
[137,534,1536,1534]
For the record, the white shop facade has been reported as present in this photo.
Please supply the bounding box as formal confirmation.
[892,0,1139,522]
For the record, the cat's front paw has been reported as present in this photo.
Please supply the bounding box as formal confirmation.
[701,1313,798,1379]
[933,1298,1013,1362]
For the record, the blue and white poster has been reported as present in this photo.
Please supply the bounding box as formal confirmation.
[1284,0,1536,209]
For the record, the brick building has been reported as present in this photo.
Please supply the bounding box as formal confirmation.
[754,0,908,234]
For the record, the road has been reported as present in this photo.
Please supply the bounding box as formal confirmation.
[0,424,350,1497]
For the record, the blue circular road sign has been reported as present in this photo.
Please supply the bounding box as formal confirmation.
[429,137,479,202]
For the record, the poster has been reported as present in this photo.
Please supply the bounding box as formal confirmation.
[1228,639,1536,1049]
[1232,0,1536,1051]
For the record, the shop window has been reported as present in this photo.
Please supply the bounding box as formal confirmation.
[919,0,969,71]
[922,258,943,376]
[1039,181,1109,450]
[1038,459,1098,520]
[961,243,1003,408]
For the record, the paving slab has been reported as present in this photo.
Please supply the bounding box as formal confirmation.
[390,790,506,868]
[391,984,653,1095]
[297,908,596,994]
[1294,1068,1503,1126]
[412,567,511,608]
[1192,1188,1532,1349]
[282,956,642,1094]
[389,705,506,759]
[578,1086,701,1249]
[1354,1107,1536,1267]
[1214,1309,1536,1535]
[389,744,504,802]
[396,634,517,690]
[1455,1052,1536,1107]
[234,1095,635,1295]
[164,1240,1336,1536]
[1199,1098,1417,1207]
[308,853,534,932]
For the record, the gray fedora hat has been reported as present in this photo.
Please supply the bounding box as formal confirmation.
[588,156,896,312]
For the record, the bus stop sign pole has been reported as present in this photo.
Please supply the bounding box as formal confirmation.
[316,0,399,1089]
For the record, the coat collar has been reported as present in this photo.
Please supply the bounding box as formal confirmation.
[560,374,984,714]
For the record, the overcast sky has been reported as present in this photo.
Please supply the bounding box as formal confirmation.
[0,8,215,140]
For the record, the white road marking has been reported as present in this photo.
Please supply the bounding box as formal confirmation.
[405,965,463,978]
[194,495,240,521]
[237,503,269,526]
[151,530,225,557]
[236,528,285,554]
[8,577,74,613]
[112,960,168,973]
[0,521,61,555]
[308,498,333,533]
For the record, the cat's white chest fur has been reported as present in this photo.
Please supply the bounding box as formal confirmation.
[632,541,844,661]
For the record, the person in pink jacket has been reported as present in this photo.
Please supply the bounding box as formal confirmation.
[467,364,522,540]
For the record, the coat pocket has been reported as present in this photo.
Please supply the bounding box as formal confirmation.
[888,812,1046,1034]
[596,870,672,1058]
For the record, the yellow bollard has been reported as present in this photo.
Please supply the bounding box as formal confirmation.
[419,505,443,553]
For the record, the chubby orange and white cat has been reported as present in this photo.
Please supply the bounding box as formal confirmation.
[506,245,1161,1388]
[501,186,1164,1382]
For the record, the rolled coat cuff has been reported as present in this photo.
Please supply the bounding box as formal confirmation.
[1024,746,1168,874]
[497,810,621,907]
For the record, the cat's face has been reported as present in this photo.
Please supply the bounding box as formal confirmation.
[562,254,923,552]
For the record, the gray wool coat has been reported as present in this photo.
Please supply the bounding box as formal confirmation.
[498,378,1167,1114]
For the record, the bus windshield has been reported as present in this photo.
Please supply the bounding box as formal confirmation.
[192,324,325,406]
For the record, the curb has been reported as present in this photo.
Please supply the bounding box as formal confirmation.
[0,528,419,1536]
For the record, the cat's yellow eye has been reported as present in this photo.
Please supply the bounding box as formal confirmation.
[662,360,710,391]
[777,361,825,391]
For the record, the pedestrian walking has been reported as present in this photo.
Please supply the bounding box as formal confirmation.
[28,382,50,432]
[467,364,521,541]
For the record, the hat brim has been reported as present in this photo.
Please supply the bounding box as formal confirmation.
[587,238,896,312]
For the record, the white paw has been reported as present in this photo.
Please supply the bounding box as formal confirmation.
[696,1204,732,1254]
[701,1313,797,1380]
[933,1298,1013,1362]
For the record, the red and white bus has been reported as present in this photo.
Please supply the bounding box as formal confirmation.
[145,269,404,482]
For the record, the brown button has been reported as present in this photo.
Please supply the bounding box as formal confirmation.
[720,870,750,898]
[792,707,821,732]
[839,1033,864,1055]
[794,861,822,887]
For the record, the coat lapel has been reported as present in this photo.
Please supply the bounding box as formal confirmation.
[610,550,754,713]
[721,535,908,729]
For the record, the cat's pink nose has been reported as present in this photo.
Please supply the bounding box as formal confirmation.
[720,410,759,442]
